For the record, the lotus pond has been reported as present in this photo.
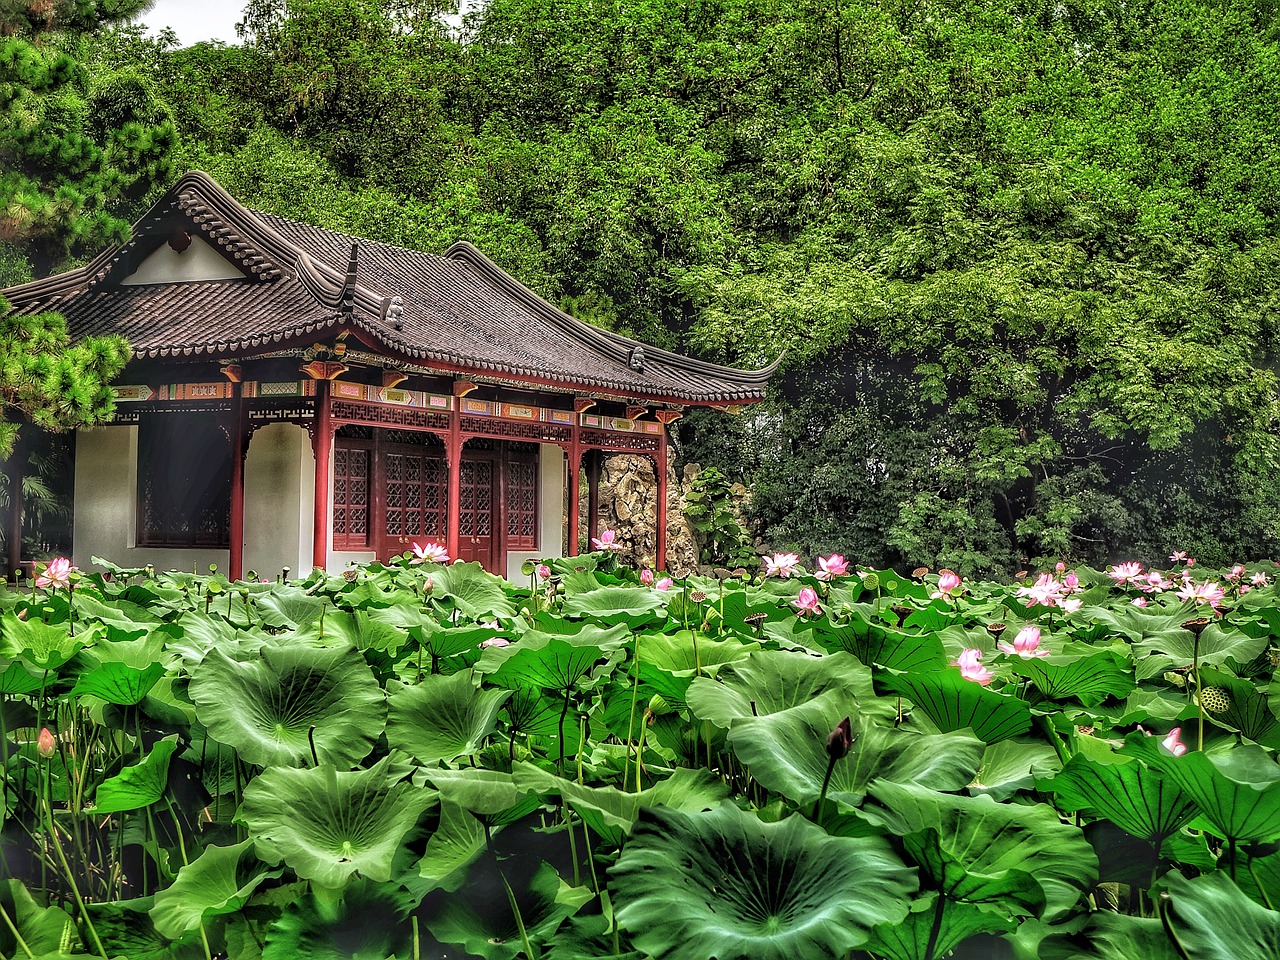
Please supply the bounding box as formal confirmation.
[1,553,1279,959]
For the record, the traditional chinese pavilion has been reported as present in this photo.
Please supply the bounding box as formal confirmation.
[1,172,774,580]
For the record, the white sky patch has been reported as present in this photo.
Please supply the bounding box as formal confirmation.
[135,0,245,46]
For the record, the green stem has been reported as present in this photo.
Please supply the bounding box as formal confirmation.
[0,901,34,959]
[812,754,837,821]
[44,782,108,959]
[923,893,946,960]
[1159,893,1194,960]
[1250,859,1275,910]
[1194,633,1204,751]
[622,635,642,791]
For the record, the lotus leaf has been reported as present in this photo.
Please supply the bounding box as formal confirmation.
[150,839,282,939]
[1162,869,1280,959]
[876,668,1033,742]
[91,737,179,814]
[1043,753,1198,845]
[861,893,1017,960]
[189,642,385,768]
[428,562,518,619]
[385,671,510,764]
[71,660,164,704]
[237,756,435,888]
[610,803,916,960]
[261,878,415,960]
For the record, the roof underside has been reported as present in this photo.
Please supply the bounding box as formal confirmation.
[1,172,775,405]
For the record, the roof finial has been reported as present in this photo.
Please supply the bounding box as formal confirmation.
[339,243,359,317]
[628,345,645,373]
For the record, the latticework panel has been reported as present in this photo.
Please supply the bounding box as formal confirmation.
[460,460,494,537]
[385,450,447,539]
[580,430,660,453]
[332,400,450,433]
[506,459,538,549]
[333,443,370,549]
[460,417,572,444]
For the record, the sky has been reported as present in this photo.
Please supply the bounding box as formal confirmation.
[137,0,245,46]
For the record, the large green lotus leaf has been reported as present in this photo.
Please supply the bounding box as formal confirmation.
[562,584,667,623]
[826,616,949,672]
[876,668,1032,743]
[1198,666,1280,747]
[237,757,434,888]
[1162,869,1280,959]
[150,839,283,939]
[481,636,617,692]
[65,591,156,630]
[969,740,1060,800]
[254,588,326,629]
[726,696,984,808]
[685,649,881,729]
[92,737,179,814]
[86,897,207,960]
[525,617,633,652]
[411,621,500,660]
[1043,753,1198,844]
[429,562,518,620]
[426,859,584,960]
[419,767,538,820]
[1124,735,1280,842]
[189,642,385,768]
[292,608,407,654]
[385,671,510,764]
[636,629,757,675]
[71,660,164,704]
[512,763,729,846]
[863,780,1097,921]
[0,660,46,694]
[1010,650,1135,706]
[0,879,77,957]
[1042,913,1180,960]
[261,878,414,960]
[0,611,88,669]
[861,892,1016,960]
[1135,620,1267,669]
[610,803,915,960]
[412,800,489,895]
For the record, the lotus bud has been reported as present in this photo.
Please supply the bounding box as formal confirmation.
[826,716,852,761]
[424,577,434,596]
[37,727,55,759]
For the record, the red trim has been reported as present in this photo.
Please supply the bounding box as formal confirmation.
[446,407,462,563]
[586,451,601,547]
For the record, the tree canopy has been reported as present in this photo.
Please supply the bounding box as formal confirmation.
[32,0,1280,574]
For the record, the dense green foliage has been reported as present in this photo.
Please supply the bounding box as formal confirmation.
[5,553,1280,958]
[19,0,1280,574]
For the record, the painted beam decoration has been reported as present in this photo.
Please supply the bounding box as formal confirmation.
[110,381,671,436]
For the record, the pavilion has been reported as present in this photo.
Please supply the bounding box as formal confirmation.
[0,172,775,579]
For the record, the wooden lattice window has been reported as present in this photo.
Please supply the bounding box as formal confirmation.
[385,448,447,540]
[333,439,371,550]
[505,457,539,549]
[137,413,231,548]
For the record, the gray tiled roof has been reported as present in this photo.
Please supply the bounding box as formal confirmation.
[1,172,776,404]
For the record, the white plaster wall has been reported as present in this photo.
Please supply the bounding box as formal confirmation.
[505,442,566,579]
[243,423,312,580]
[120,236,245,285]
[73,425,230,574]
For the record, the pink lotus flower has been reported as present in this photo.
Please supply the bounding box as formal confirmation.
[999,625,1049,659]
[764,552,801,578]
[37,727,55,759]
[1131,597,1148,607]
[1252,572,1269,587]
[952,648,994,685]
[931,572,962,600]
[1060,597,1083,615]
[411,541,450,564]
[1016,573,1065,608]
[1107,562,1144,587]
[1170,550,1188,563]
[791,586,823,616]
[591,529,626,551]
[479,637,510,649]
[1063,572,1080,592]
[654,577,673,591]
[35,557,74,590]
[640,569,655,586]
[815,554,849,580]
[1140,571,1173,594]
[1055,561,1067,573]
[1227,564,1247,582]
[537,563,552,580]
[1161,727,1188,757]
[1176,579,1227,610]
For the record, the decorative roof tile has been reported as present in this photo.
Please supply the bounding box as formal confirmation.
[1,172,777,404]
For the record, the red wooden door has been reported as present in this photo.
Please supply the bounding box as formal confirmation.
[456,456,496,569]
[377,444,448,561]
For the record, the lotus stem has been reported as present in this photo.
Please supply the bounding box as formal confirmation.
[1158,893,1194,960]
[557,688,572,776]
[413,916,421,960]
[623,635,643,791]
[0,901,34,959]
[923,892,946,960]
[813,754,838,820]
[1250,859,1275,910]
[308,725,320,767]
[43,775,108,960]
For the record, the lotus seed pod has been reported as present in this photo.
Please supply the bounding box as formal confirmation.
[1198,686,1231,713]
[1269,647,1280,668]
[1077,725,1096,737]
[860,572,881,591]
[648,693,673,715]
[689,589,708,603]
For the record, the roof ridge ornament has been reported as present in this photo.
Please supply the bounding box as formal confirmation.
[339,243,359,318]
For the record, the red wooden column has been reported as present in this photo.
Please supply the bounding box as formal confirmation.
[224,370,247,581]
[446,394,463,563]
[310,378,333,571]
[568,398,594,556]
[655,410,683,573]
[5,430,23,581]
